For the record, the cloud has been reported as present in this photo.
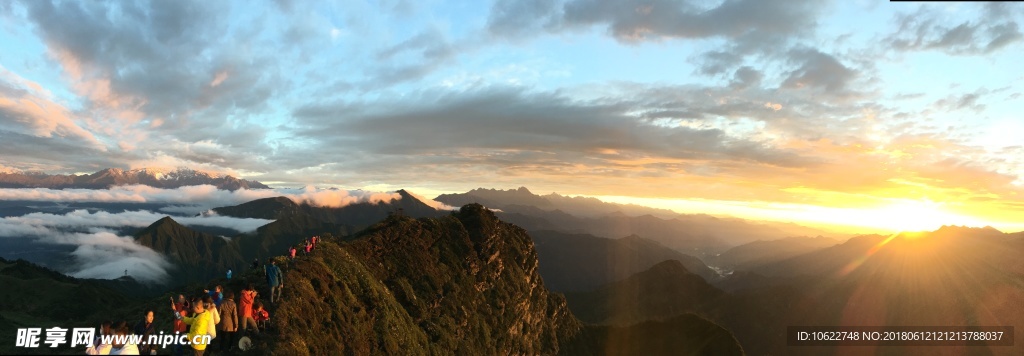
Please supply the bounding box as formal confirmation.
[403,190,459,211]
[0,226,172,283]
[484,0,830,77]
[932,89,987,112]
[887,5,1024,55]
[0,184,410,211]
[0,208,274,283]
[282,186,402,208]
[2,209,273,234]
[780,48,859,97]
[61,231,172,283]
[0,65,105,149]
[486,0,824,43]
[292,85,817,170]
[487,0,561,38]
[9,0,288,174]
[730,66,763,90]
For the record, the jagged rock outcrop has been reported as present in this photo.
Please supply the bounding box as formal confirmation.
[273,204,580,354]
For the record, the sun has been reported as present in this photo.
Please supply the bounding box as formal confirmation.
[863,199,984,232]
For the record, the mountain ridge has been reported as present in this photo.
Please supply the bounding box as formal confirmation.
[270,204,744,355]
[436,186,842,255]
[211,189,446,229]
[132,216,246,286]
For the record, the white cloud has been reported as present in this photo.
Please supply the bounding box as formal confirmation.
[0,184,408,210]
[1,209,273,234]
[0,228,173,283]
[60,231,173,283]
[404,190,459,211]
[0,209,275,283]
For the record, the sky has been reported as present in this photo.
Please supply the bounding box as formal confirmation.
[1,0,1023,233]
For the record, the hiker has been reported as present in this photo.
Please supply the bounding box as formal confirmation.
[133,310,156,355]
[289,246,296,260]
[304,240,312,255]
[239,284,260,335]
[218,290,239,352]
[175,297,211,356]
[203,295,220,348]
[251,258,259,270]
[226,269,232,280]
[266,259,284,304]
[110,321,140,355]
[171,296,189,356]
[205,285,223,307]
[253,301,270,330]
[85,321,113,355]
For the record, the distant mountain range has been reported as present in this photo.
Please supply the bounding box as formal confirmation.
[711,236,840,271]
[435,187,842,256]
[531,230,718,292]
[212,189,446,229]
[565,260,727,326]
[0,167,270,190]
[14,188,1023,355]
[563,225,1024,355]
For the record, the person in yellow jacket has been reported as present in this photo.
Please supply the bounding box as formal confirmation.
[174,297,212,355]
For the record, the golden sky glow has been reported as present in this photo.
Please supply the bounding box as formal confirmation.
[2,2,1023,235]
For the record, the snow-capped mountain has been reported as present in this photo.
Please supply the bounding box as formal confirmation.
[0,167,270,190]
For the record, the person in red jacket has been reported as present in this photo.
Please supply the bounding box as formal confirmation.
[253,301,270,330]
[239,283,260,335]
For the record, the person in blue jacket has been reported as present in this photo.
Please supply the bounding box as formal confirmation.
[266,259,284,304]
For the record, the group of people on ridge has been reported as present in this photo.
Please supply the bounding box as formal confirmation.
[86,235,323,355]
[288,235,319,260]
[168,283,270,355]
[85,313,157,355]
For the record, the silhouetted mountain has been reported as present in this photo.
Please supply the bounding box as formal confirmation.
[235,212,354,260]
[753,233,888,277]
[561,226,1024,355]
[711,270,789,293]
[212,189,445,229]
[272,204,580,354]
[562,313,744,356]
[713,236,839,271]
[436,187,841,255]
[0,167,270,190]
[133,217,246,285]
[436,187,684,218]
[267,204,743,355]
[210,196,301,220]
[565,260,726,326]
[532,230,717,292]
[497,208,732,256]
[436,186,555,210]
